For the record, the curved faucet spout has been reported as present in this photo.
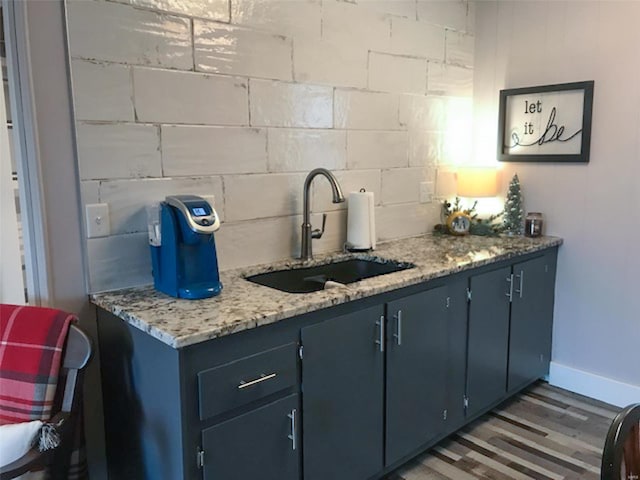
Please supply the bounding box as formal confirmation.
[301,168,345,260]
[303,168,345,205]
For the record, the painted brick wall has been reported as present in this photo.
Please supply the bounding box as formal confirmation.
[66,0,475,292]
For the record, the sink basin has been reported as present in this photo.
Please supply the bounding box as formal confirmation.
[246,258,414,294]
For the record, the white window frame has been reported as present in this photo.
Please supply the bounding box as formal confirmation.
[3,0,88,311]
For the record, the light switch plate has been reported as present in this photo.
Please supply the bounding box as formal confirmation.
[85,203,110,238]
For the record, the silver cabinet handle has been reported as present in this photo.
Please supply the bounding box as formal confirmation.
[238,372,277,389]
[506,274,514,302]
[287,409,297,451]
[514,270,524,298]
[393,310,402,346]
[375,316,385,352]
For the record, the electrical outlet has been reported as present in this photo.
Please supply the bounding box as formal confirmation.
[85,203,110,238]
[419,182,434,204]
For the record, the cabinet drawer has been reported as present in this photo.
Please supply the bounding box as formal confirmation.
[198,343,298,420]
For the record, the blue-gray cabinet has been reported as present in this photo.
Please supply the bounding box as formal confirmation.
[385,286,449,466]
[97,247,558,480]
[301,306,385,480]
[466,251,557,418]
[508,254,556,392]
[466,265,512,418]
[201,394,299,480]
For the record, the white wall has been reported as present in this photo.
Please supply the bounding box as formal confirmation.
[64,0,476,292]
[474,1,640,404]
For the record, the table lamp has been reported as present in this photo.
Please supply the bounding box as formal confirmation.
[456,167,498,198]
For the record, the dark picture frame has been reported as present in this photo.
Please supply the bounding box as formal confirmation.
[498,81,594,163]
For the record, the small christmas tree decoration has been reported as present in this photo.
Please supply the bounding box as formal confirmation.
[503,174,524,235]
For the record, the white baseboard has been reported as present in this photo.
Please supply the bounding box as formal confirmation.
[548,362,640,408]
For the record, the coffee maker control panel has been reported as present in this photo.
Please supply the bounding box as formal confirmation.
[165,195,220,234]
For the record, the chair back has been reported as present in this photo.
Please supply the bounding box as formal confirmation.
[602,404,640,480]
[0,320,92,480]
[60,325,92,414]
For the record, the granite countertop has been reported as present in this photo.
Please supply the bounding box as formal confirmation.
[91,234,562,349]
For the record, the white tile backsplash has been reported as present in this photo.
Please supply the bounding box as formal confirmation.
[194,21,293,81]
[435,168,457,198]
[71,60,134,122]
[87,233,152,292]
[230,0,322,40]
[347,131,409,169]
[381,167,428,205]
[215,216,299,270]
[409,130,443,166]
[224,173,307,221]
[446,30,475,67]
[81,180,100,206]
[399,94,446,130]
[76,123,162,180]
[66,1,193,69]
[334,90,402,130]
[133,68,249,125]
[417,0,469,32]
[293,37,368,89]
[312,169,382,213]
[310,209,348,255]
[267,129,346,172]
[390,18,446,60]
[359,0,417,19]
[428,62,473,96]
[99,176,224,234]
[127,0,230,21]
[162,126,267,176]
[66,0,474,291]
[368,53,427,95]
[375,202,439,241]
[249,80,333,128]
[322,1,391,52]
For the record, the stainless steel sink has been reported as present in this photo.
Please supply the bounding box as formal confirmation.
[246,258,414,294]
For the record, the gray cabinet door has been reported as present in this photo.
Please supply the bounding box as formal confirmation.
[467,266,511,417]
[508,254,555,391]
[201,394,299,480]
[301,305,385,480]
[386,286,449,466]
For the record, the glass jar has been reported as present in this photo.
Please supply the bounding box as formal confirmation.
[525,212,543,237]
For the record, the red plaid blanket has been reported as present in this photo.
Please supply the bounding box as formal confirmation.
[0,304,74,424]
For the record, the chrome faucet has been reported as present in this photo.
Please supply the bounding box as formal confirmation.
[301,168,345,261]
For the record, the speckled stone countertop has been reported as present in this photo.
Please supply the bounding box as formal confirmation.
[91,234,562,348]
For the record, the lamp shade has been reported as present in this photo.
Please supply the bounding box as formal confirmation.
[456,167,498,197]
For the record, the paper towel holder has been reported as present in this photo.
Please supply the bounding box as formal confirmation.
[345,187,376,253]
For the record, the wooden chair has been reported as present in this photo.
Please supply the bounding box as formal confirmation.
[0,324,92,480]
[602,404,640,480]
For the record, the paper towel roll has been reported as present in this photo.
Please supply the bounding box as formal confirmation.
[347,190,376,251]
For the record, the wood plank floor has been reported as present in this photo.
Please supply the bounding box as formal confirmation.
[386,382,619,480]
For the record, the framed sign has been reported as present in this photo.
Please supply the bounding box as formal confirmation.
[498,81,594,163]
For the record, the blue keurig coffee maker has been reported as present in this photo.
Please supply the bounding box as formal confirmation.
[148,195,222,299]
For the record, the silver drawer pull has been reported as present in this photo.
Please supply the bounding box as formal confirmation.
[375,316,385,352]
[238,372,277,389]
[515,270,524,298]
[506,274,514,302]
[393,310,402,346]
[287,409,297,451]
